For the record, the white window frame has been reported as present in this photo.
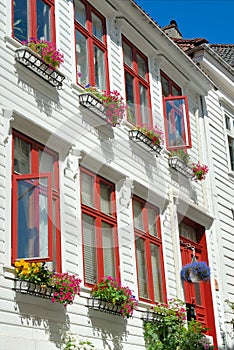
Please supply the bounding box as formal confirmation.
[224,110,234,174]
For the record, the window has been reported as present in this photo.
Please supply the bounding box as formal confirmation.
[74,0,109,89]
[161,71,191,150]
[81,168,119,286]
[133,197,165,303]
[122,37,152,126]
[225,112,234,171]
[13,0,55,42]
[12,130,61,271]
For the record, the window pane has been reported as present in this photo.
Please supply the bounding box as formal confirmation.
[36,0,51,40]
[194,282,202,305]
[92,12,103,41]
[139,83,149,126]
[161,75,170,97]
[133,200,144,231]
[151,243,162,301]
[179,222,197,242]
[83,214,97,284]
[14,137,31,174]
[136,238,148,298]
[172,85,180,96]
[17,178,49,259]
[225,115,231,130]
[148,207,158,237]
[74,0,86,27]
[102,222,115,278]
[228,136,234,171]
[125,72,135,123]
[137,53,146,79]
[13,0,28,41]
[76,30,89,86]
[123,41,133,67]
[39,150,55,187]
[100,182,112,215]
[81,172,94,207]
[94,45,106,89]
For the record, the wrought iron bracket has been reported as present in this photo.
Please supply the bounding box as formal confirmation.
[168,156,193,178]
[128,129,162,155]
[13,279,55,300]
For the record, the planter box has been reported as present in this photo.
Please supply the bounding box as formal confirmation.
[87,297,123,317]
[141,309,165,322]
[79,93,106,119]
[15,46,65,88]
[168,156,193,178]
[13,279,55,299]
[128,129,162,155]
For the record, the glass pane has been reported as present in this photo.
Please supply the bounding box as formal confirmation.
[225,115,231,130]
[133,200,144,231]
[74,0,86,27]
[82,214,97,284]
[81,172,94,207]
[165,98,188,148]
[14,137,30,174]
[195,283,202,305]
[179,222,197,242]
[148,207,158,237]
[94,45,106,89]
[125,72,135,123]
[100,182,112,215]
[39,150,54,187]
[136,238,148,298]
[13,0,28,42]
[52,199,56,269]
[102,222,115,278]
[92,12,103,41]
[123,41,133,67]
[36,0,51,41]
[172,85,181,96]
[139,83,149,126]
[151,243,162,301]
[161,76,170,97]
[137,53,146,79]
[76,30,89,86]
[17,178,48,259]
[228,136,234,171]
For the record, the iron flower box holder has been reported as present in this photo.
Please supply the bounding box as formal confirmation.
[168,155,193,178]
[87,297,123,317]
[13,279,55,300]
[15,46,65,88]
[128,127,163,155]
[141,309,166,323]
[79,92,105,120]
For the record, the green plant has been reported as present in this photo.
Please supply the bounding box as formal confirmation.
[169,149,191,165]
[180,261,210,283]
[23,38,64,69]
[225,300,234,330]
[62,333,95,350]
[135,125,164,145]
[143,298,213,350]
[192,162,209,181]
[91,275,138,317]
[14,259,52,285]
[84,86,127,126]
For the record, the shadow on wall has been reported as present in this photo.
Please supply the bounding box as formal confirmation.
[14,292,70,348]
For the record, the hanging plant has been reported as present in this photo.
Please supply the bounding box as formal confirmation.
[180,261,210,283]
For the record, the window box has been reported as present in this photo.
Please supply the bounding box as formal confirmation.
[141,309,165,322]
[79,93,106,119]
[128,129,163,155]
[87,297,123,317]
[15,47,65,88]
[13,279,55,300]
[168,156,193,178]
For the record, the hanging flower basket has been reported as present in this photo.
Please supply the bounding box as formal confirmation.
[168,156,193,178]
[15,46,65,88]
[128,129,163,155]
[13,279,55,299]
[180,261,210,283]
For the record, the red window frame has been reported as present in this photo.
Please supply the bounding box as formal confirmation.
[122,36,152,127]
[74,0,109,88]
[12,0,55,42]
[12,130,61,271]
[81,168,119,287]
[161,71,192,150]
[133,196,166,303]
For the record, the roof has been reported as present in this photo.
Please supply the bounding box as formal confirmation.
[209,44,234,67]
[173,38,208,52]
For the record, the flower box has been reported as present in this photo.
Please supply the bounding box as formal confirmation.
[128,129,163,155]
[87,297,123,317]
[168,156,193,178]
[79,93,106,120]
[13,279,55,299]
[15,46,65,88]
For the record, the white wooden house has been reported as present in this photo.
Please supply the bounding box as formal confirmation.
[0,0,231,349]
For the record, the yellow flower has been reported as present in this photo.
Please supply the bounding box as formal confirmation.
[23,262,29,269]
[33,267,39,274]
[14,261,21,267]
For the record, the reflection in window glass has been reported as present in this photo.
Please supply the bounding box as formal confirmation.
[225,115,231,130]
[94,45,106,89]
[82,214,97,284]
[100,183,112,215]
[14,137,31,174]
[148,207,157,237]
[125,72,135,123]
[161,75,170,97]
[139,83,149,126]
[74,0,86,27]
[76,30,89,86]
[228,136,234,171]
[81,173,94,207]
[39,150,54,187]
[151,243,162,301]
[179,222,197,242]
[136,238,148,298]
[14,0,28,41]
[123,41,133,67]
[137,53,146,79]
[133,200,144,231]
[92,12,103,41]
[36,0,51,40]
[102,222,115,278]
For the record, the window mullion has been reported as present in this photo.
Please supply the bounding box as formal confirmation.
[96,217,104,280]
[30,0,37,39]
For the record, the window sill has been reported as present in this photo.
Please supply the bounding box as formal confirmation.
[3,265,15,280]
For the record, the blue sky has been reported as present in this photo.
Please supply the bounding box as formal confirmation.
[136,1,234,44]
